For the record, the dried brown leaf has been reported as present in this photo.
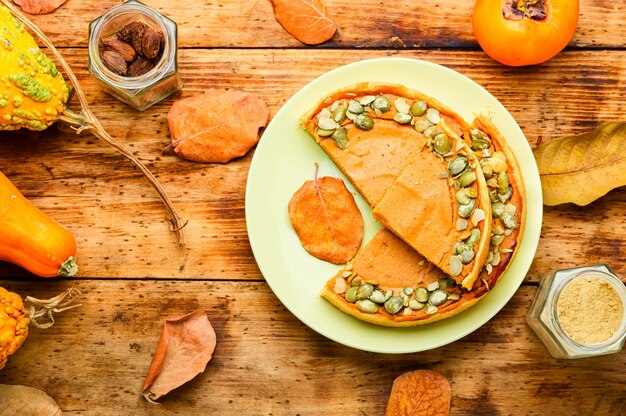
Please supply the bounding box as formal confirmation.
[385,370,451,416]
[288,168,363,264]
[0,384,62,415]
[167,89,269,163]
[142,311,217,403]
[13,0,67,14]
[270,0,337,45]
[534,122,626,206]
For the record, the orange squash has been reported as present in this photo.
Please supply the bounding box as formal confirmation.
[0,172,77,277]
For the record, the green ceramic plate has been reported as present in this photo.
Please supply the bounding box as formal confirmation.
[245,58,542,353]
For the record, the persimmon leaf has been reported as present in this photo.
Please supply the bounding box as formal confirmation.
[0,385,62,415]
[385,370,451,416]
[270,0,338,45]
[142,311,217,403]
[534,122,626,206]
[13,0,68,14]
[288,167,363,264]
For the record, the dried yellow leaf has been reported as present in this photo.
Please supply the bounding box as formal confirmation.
[533,122,626,206]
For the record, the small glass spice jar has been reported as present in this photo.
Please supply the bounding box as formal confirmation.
[88,0,182,110]
[527,264,626,359]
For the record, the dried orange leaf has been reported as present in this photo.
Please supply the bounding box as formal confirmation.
[385,370,451,416]
[288,169,363,264]
[13,0,68,14]
[142,311,217,403]
[0,384,62,415]
[167,89,269,163]
[534,122,626,206]
[270,0,337,45]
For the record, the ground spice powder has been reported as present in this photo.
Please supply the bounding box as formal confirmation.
[557,276,624,345]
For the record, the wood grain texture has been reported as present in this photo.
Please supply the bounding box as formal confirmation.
[0,280,624,415]
[0,48,624,280]
[19,0,626,49]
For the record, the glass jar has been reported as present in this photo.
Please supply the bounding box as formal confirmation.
[88,0,182,110]
[527,264,626,359]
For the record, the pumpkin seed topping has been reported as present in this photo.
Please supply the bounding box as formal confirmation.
[348,100,364,114]
[429,289,448,306]
[433,134,452,155]
[345,111,357,121]
[456,218,469,231]
[498,187,513,203]
[426,281,440,292]
[384,296,403,314]
[465,228,481,247]
[409,299,425,310]
[332,105,347,123]
[372,96,391,112]
[492,202,505,218]
[356,299,378,313]
[491,234,505,246]
[424,304,438,315]
[369,290,386,304]
[384,289,393,301]
[415,287,430,302]
[351,276,362,287]
[414,119,430,133]
[318,108,331,120]
[426,108,441,124]
[456,189,471,205]
[354,113,374,130]
[394,97,410,114]
[318,117,339,131]
[334,278,347,294]
[448,156,468,177]
[471,208,486,226]
[458,199,476,218]
[345,286,359,303]
[393,112,412,124]
[501,212,518,229]
[357,283,374,300]
[410,100,428,117]
[448,293,460,301]
[450,255,463,276]
[460,248,475,264]
[457,171,477,187]
[332,127,349,149]
[317,128,335,137]
[359,95,376,106]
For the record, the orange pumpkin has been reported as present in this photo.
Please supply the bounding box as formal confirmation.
[0,172,77,277]
[473,0,579,66]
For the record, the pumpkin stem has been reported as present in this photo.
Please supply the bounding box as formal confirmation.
[58,256,78,277]
[2,0,186,247]
[26,288,81,329]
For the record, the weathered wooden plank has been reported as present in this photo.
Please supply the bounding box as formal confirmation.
[17,0,626,49]
[0,281,624,415]
[0,49,624,280]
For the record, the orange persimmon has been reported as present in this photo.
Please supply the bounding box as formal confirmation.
[473,0,579,66]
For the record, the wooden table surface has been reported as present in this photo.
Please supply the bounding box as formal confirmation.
[1,1,625,414]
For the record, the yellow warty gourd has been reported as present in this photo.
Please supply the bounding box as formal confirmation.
[0,4,69,131]
[0,286,29,370]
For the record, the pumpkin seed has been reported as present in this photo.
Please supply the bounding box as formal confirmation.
[482,149,492,158]
[448,293,460,301]
[448,156,468,177]
[489,190,498,203]
[450,255,463,276]
[465,228,481,247]
[332,127,349,149]
[357,283,374,300]
[369,290,386,304]
[359,95,376,106]
[491,234,505,246]
[403,287,414,296]
[346,111,357,121]
[505,229,513,236]
[464,187,477,198]
[415,287,430,302]
[493,151,507,162]
[330,100,340,112]
[433,134,451,155]
[505,203,517,216]
[501,212,518,229]
[345,286,359,303]
[482,165,493,179]
[332,105,347,123]
[497,172,509,195]
[471,138,490,151]
[423,126,442,139]
[414,119,430,133]
[456,218,469,231]
[492,225,505,235]
[348,100,364,114]
[481,157,508,174]
[426,281,440,292]
[458,171,477,187]
[401,294,409,307]
[393,112,412,124]
[460,248,475,264]
[486,251,494,264]
[438,277,455,290]
[471,208,486,226]
[492,202,505,218]
[356,299,378,313]
[491,251,501,266]
[456,189,471,205]
[457,199,476,218]
[498,186,513,203]
[341,271,352,278]
[351,276,362,287]
[394,98,411,114]
[334,278,347,294]
[424,304,438,315]
[454,242,469,255]
[429,289,448,306]
[409,299,425,310]
[318,108,331,120]
[316,128,335,137]
[410,100,427,116]
[384,296,403,314]
[426,108,441,124]
[384,289,393,301]
[354,114,374,131]
[372,96,391,112]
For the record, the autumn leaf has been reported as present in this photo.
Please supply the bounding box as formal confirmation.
[288,167,363,264]
[534,122,626,206]
[13,0,68,14]
[0,385,62,415]
[385,370,451,416]
[142,311,217,403]
[270,0,338,45]
[167,89,269,163]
